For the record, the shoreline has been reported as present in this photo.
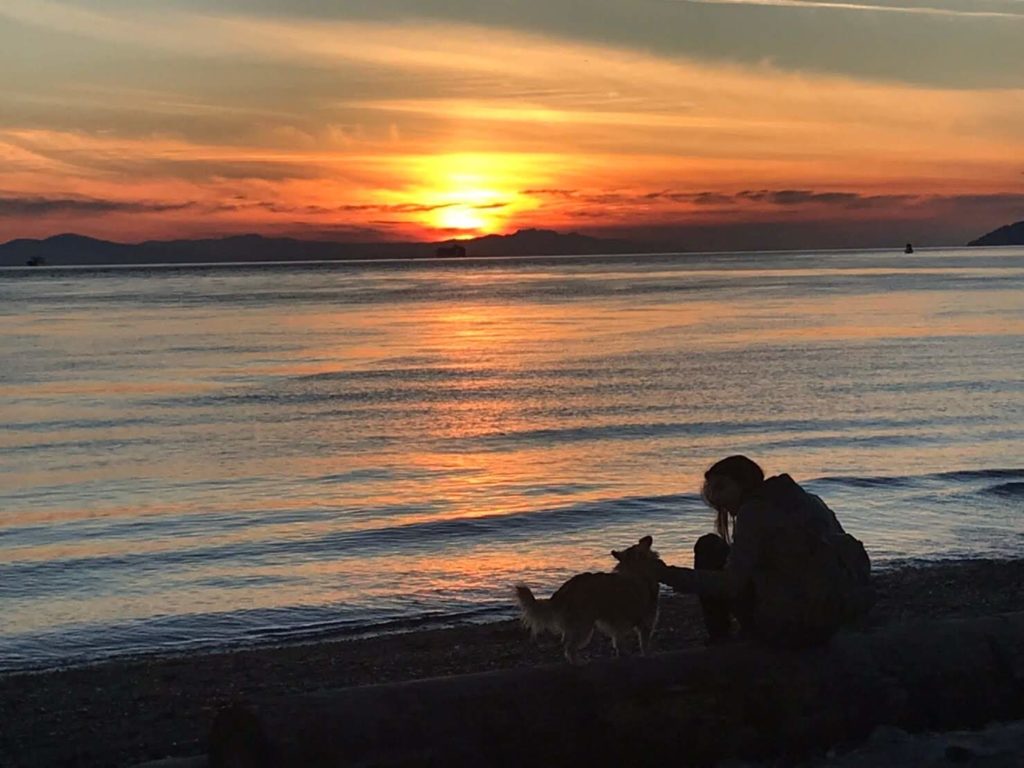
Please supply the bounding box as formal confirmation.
[3,243,1014,272]
[0,553,1006,679]
[2,557,1023,767]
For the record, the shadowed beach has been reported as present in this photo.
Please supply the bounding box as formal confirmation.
[2,558,1022,767]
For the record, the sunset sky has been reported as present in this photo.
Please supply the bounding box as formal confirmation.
[2,0,1022,249]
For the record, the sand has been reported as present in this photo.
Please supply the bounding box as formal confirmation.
[1,558,1022,767]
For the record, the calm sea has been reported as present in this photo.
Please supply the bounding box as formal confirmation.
[1,247,1022,671]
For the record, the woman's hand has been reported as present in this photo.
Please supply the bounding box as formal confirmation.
[657,561,696,593]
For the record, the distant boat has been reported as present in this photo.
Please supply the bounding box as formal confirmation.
[435,244,467,258]
[904,243,914,254]
[25,256,46,266]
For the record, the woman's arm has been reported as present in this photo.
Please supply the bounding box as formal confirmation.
[658,564,696,592]
[658,562,746,597]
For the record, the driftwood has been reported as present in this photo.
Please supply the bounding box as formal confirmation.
[167,612,1024,767]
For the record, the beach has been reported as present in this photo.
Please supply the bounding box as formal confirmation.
[2,557,1022,767]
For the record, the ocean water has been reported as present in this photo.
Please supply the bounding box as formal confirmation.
[1,247,1022,671]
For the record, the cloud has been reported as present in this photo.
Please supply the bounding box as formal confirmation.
[336,202,454,214]
[734,189,916,208]
[4,1,1021,89]
[691,192,736,206]
[0,129,333,182]
[521,189,579,198]
[252,200,508,215]
[747,190,1024,210]
[521,187,1024,217]
[669,0,1024,19]
[936,192,1024,208]
[0,195,195,216]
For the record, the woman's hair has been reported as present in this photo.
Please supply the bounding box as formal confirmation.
[701,455,765,543]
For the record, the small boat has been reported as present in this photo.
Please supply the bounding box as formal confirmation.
[26,256,46,266]
[435,244,467,258]
[904,243,914,254]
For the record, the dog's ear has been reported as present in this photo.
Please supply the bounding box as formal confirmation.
[639,535,653,549]
[611,549,622,561]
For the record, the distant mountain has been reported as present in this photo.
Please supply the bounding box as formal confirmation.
[968,221,1024,246]
[2,233,135,265]
[435,228,645,257]
[0,229,660,267]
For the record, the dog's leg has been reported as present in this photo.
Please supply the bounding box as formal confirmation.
[636,627,648,656]
[608,626,634,658]
[597,621,623,657]
[637,622,655,656]
[637,609,658,656]
[563,626,594,665]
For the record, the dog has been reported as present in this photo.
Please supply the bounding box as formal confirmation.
[514,535,662,664]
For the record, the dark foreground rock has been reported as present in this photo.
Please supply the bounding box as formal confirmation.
[202,612,1024,767]
[729,720,1024,768]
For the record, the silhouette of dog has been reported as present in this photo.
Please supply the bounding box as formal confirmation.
[514,535,661,663]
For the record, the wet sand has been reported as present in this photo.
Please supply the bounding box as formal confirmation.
[2,558,1022,767]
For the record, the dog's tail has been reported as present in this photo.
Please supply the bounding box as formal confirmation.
[514,585,559,637]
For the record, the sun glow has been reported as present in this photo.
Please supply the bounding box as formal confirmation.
[400,152,548,238]
[434,205,490,235]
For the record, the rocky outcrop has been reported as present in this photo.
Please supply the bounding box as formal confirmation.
[968,221,1024,246]
[150,612,1024,767]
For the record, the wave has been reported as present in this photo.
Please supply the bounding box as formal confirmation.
[7,466,1022,598]
[981,482,1024,498]
[810,468,1024,505]
[810,475,918,489]
[0,602,514,674]
[812,467,1024,488]
[0,492,699,598]
[460,416,1001,450]
[935,468,1024,481]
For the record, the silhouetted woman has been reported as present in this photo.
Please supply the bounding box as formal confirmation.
[658,456,872,648]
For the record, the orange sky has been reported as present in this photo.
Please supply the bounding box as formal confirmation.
[1,1,1022,249]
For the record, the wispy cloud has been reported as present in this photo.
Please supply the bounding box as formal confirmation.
[255,201,502,215]
[0,195,195,216]
[0,129,335,182]
[668,0,1024,19]
[521,187,1024,217]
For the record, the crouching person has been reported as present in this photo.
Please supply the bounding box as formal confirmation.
[659,455,873,649]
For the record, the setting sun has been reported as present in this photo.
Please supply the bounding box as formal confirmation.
[400,152,550,237]
[433,205,490,235]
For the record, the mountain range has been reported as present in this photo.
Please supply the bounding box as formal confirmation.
[5,220,1022,267]
[0,229,659,267]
